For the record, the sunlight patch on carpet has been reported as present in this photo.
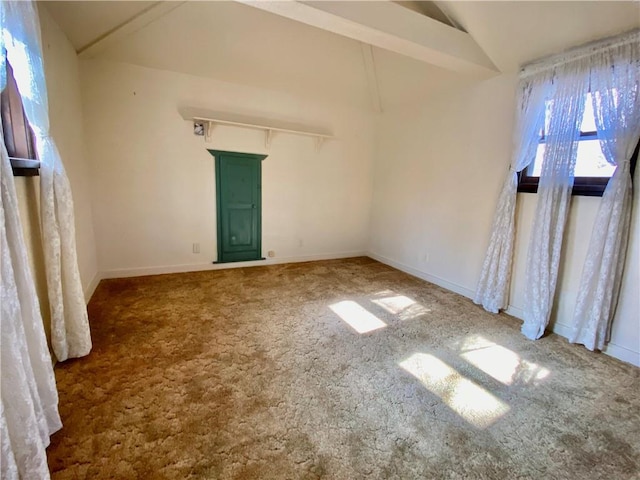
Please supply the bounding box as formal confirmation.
[371,295,431,321]
[461,337,551,386]
[373,295,415,314]
[330,301,387,333]
[400,353,510,428]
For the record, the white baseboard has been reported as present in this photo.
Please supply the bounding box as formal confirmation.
[601,343,640,367]
[505,310,639,367]
[366,251,475,299]
[83,271,102,304]
[505,304,524,320]
[550,321,639,367]
[550,321,572,339]
[99,251,367,280]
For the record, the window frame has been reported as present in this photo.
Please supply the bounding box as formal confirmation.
[1,60,40,176]
[517,133,639,197]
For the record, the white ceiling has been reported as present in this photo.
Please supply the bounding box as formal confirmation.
[44,1,156,52]
[44,1,640,112]
[438,1,640,73]
[88,1,375,110]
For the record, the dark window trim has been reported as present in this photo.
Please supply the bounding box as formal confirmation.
[9,157,40,177]
[1,60,40,176]
[517,138,639,197]
[538,130,598,143]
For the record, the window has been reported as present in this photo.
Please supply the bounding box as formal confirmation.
[517,94,638,196]
[1,60,39,176]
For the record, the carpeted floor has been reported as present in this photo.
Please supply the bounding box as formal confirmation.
[47,257,639,479]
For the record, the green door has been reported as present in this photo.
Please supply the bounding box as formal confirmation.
[210,150,267,263]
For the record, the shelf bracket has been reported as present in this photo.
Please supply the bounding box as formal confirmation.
[265,129,273,149]
[180,108,334,150]
[205,121,214,142]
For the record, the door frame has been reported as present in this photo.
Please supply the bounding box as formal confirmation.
[209,149,267,263]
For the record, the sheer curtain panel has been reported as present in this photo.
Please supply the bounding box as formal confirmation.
[1,69,60,480]
[520,65,588,339]
[3,0,91,361]
[569,33,640,350]
[474,71,553,313]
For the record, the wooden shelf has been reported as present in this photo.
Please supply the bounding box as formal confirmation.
[178,107,333,151]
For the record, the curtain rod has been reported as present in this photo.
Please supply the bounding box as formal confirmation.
[520,28,639,78]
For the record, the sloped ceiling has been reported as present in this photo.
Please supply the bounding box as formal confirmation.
[45,1,640,112]
[437,1,640,73]
[44,1,156,52]
[83,1,375,110]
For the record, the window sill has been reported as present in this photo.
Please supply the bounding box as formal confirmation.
[10,157,40,176]
[517,182,608,197]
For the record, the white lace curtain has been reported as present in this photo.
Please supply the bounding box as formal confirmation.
[474,72,553,313]
[3,0,91,361]
[2,0,93,477]
[570,39,640,350]
[475,29,639,348]
[1,122,60,479]
[520,64,589,339]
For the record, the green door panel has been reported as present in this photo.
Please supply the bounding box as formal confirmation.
[210,150,267,263]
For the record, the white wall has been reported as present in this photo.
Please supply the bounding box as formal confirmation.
[370,73,640,366]
[41,7,99,300]
[14,5,99,341]
[370,75,516,292]
[80,60,374,277]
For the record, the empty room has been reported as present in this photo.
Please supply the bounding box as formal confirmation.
[2,0,639,478]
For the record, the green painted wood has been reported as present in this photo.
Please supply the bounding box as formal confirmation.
[210,150,267,263]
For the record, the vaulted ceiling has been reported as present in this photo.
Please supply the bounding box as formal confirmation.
[45,1,640,112]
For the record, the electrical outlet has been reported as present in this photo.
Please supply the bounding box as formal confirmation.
[193,243,200,254]
[268,250,275,258]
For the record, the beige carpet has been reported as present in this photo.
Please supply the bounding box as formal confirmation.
[48,257,639,479]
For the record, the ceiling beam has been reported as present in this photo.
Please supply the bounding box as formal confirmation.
[78,1,186,59]
[236,1,499,77]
